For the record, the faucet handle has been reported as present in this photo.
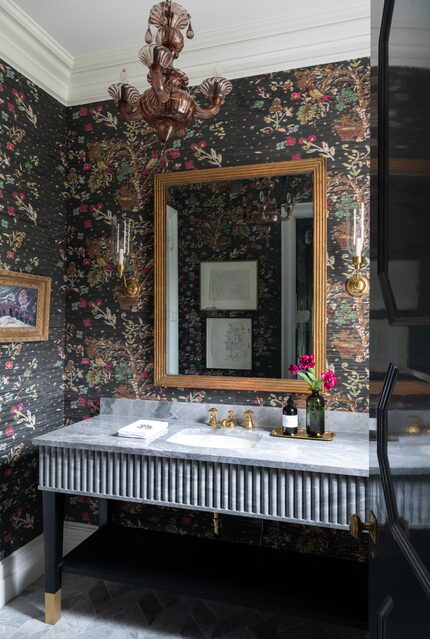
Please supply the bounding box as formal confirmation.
[208,407,218,428]
[244,409,255,430]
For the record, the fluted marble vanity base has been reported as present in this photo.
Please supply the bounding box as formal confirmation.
[35,399,368,531]
[38,446,366,529]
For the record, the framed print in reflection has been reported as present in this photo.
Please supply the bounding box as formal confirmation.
[206,317,252,370]
[0,270,51,342]
[200,261,258,310]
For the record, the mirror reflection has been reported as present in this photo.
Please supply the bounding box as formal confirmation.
[165,173,314,380]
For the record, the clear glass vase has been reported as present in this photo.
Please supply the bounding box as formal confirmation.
[306,390,325,437]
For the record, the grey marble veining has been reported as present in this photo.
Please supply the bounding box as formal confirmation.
[34,416,368,476]
[0,573,368,639]
[100,398,370,433]
[34,410,368,530]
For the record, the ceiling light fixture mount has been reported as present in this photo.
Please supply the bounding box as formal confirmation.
[108,1,233,142]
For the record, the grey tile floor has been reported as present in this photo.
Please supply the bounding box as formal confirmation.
[0,574,368,639]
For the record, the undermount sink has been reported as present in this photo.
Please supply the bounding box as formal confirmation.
[167,429,261,450]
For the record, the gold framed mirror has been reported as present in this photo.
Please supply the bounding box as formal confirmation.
[154,158,326,392]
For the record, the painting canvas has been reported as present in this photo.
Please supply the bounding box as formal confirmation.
[0,270,51,342]
[206,318,252,370]
[200,261,258,310]
[0,285,38,327]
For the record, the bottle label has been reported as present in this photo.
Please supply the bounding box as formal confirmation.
[283,415,298,431]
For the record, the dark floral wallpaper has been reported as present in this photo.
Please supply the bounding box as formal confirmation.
[0,60,67,560]
[0,56,370,563]
[64,58,370,417]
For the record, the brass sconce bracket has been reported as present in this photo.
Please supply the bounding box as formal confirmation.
[346,256,369,298]
[117,265,141,298]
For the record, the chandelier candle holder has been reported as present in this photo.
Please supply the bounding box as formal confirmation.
[108,1,233,142]
[112,218,141,298]
[345,203,369,298]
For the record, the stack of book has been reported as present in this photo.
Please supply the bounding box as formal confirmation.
[117,419,168,444]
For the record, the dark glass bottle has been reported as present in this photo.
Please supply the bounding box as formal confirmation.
[306,390,325,437]
[282,398,298,435]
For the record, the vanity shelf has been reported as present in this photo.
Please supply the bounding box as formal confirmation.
[61,523,368,628]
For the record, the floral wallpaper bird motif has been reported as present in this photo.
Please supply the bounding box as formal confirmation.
[0,56,369,562]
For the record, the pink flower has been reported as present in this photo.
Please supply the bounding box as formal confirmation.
[96,105,104,113]
[291,92,301,100]
[198,140,207,148]
[286,136,296,146]
[84,123,92,132]
[80,107,88,116]
[79,298,87,308]
[7,207,15,216]
[80,203,89,212]
[322,95,330,102]
[299,354,315,369]
[151,151,159,159]
[185,160,194,169]
[288,364,300,376]
[83,318,91,327]
[5,426,14,436]
[81,512,90,522]
[83,163,91,170]
[6,142,14,151]
[81,358,89,365]
[5,361,13,369]
[7,103,15,112]
[0,83,4,92]
[83,258,91,266]
[16,403,23,410]
[308,135,317,142]
[83,219,92,228]
[4,532,12,543]
[7,251,14,259]
[77,397,86,407]
[321,370,338,390]
[169,149,180,159]
[292,153,302,161]
[298,138,306,145]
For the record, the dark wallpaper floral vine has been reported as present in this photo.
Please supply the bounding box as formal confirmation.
[0,60,67,559]
[0,55,370,562]
[64,58,370,417]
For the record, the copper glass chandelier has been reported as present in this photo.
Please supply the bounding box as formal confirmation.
[108,1,233,142]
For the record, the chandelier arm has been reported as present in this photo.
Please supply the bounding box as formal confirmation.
[194,97,222,120]
[118,101,145,122]
[151,65,170,103]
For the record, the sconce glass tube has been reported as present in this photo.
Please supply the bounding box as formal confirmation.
[111,217,141,298]
[345,203,369,297]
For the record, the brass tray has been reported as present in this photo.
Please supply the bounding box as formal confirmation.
[270,428,335,441]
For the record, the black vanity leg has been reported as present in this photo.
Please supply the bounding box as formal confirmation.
[98,498,112,527]
[43,491,64,624]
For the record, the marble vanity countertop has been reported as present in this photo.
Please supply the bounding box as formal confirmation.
[34,415,369,477]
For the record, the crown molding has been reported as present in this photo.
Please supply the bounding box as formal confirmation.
[0,0,370,107]
[0,0,72,104]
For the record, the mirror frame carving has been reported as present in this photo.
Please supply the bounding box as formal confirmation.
[154,158,327,392]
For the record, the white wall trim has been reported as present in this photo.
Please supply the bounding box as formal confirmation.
[0,522,97,608]
[0,0,370,107]
[0,0,73,104]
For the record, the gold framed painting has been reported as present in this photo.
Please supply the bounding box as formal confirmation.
[0,270,51,342]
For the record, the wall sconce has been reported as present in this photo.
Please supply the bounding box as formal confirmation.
[345,204,369,297]
[112,217,141,298]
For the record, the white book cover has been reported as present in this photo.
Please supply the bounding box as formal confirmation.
[117,419,168,440]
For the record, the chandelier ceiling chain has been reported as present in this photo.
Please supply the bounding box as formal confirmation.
[108,0,233,142]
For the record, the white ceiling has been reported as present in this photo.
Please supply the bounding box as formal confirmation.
[12,0,327,58]
[0,0,371,105]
